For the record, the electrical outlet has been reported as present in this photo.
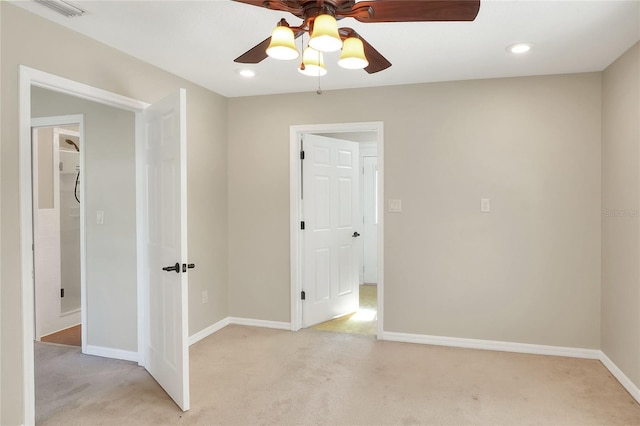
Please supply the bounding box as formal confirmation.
[202,290,208,304]
[96,211,104,224]
[388,199,402,212]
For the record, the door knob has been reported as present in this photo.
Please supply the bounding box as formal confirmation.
[352,231,361,238]
[162,262,180,273]
[182,263,195,273]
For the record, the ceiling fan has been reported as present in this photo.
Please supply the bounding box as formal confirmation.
[233,0,481,75]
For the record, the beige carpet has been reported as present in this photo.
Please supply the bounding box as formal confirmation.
[311,284,377,335]
[36,325,640,425]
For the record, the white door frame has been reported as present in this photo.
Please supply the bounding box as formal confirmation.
[18,66,150,425]
[31,115,85,348]
[289,122,384,336]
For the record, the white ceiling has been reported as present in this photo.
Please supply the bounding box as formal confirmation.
[13,0,640,98]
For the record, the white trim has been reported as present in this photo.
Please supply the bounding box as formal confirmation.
[197,318,640,407]
[189,317,291,346]
[31,115,84,128]
[599,352,640,404]
[289,127,302,331]
[189,317,231,346]
[376,331,640,406]
[289,122,384,335]
[134,110,147,368]
[381,331,601,359]
[84,345,139,363]
[27,67,149,112]
[228,317,292,330]
[19,65,149,426]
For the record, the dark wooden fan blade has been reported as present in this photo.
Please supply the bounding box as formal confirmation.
[232,0,267,7]
[232,0,304,16]
[341,28,392,74]
[362,38,392,74]
[234,31,304,64]
[234,36,272,64]
[351,0,480,23]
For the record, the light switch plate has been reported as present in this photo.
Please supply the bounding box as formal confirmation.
[388,199,402,212]
[481,198,491,213]
[96,211,104,224]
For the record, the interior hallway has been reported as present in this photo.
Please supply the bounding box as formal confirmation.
[40,325,81,347]
[311,284,377,335]
[35,325,640,425]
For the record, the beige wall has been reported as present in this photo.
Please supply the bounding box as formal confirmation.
[0,3,228,424]
[228,73,602,348]
[602,42,640,388]
[3,2,633,424]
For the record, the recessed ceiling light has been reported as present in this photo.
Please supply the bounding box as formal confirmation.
[507,43,534,54]
[235,69,256,78]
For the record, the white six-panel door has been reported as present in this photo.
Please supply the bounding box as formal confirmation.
[32,127,62,340]
[363,156,378,284]
[302,134,360,327]
[142,89,190,411]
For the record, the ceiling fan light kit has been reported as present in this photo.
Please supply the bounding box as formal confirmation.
[308,14,343,52]
[266,23,300,60]
[234,0,481,78]
[338,37,369,69]
[299,47,328,76]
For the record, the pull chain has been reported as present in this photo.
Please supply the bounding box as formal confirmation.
[316,48,323,95]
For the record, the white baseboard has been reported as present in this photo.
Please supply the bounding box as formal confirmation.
[380,331,601,359]
[188,317,291,346]
[381,331,640,405]
[189,317,230,346]
[599,352,640,404]
[187,319,639,406]
[228,317,291,330]
[84,345,138,363]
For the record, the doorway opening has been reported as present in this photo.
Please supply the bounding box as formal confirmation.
[19,66,191,424]
[289,122,384,337]
[31,117,85,350]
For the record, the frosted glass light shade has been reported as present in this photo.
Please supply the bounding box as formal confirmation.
[298,47,327,77]
[266,26,299,60]
[338,37,369,69]
[309,14,342,52]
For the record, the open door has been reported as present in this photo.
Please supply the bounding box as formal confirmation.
[302,134,360,327]
[141,89,190,411]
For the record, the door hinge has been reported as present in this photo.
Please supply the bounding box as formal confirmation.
[300,221,305,230]
[300,150,305,160]
[61,288,65,298]
[301,290,306,300]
